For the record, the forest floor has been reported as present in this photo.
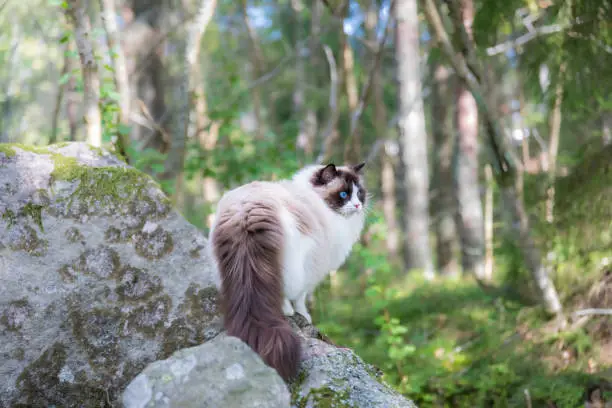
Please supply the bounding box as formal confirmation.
[313,245,612,407]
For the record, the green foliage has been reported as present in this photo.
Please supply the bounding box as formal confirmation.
[313,209,611,408]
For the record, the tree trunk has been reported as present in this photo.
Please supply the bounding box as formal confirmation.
[365,0,400,257]
[342,35,360,163]
[162,0,217,182]
[424,0,564,320]
[194,58,220,229]
[483,164,494,280]
[453,0,485,280]
[300,0,322,160]
[431,62,460,277]
[51,45,71,144]
[291,0,315,162]
[241,0,266,139]
[603,112,612,146]
[318,44,340,164]
[395,0,434,278]
[545,64,565,223]
[99,0,131,122]
[66,0,102,147]
[99,0,131,159]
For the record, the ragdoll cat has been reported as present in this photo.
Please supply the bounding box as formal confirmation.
[208,162,368,381]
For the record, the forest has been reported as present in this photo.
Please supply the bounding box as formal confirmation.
[0,0,611,406]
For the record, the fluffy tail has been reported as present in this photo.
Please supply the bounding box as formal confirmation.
[211,202,301,381]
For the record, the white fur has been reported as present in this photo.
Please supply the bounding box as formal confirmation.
[209,165,367,324]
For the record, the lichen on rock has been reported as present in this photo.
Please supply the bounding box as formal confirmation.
[122,334,291,408]
[64,226,84,243]
[116,266,163,301]
[7,223,48,256]
[59,245,123,282]
[0,142,219,407]
[1,299,32,332]
[133,226,174,259]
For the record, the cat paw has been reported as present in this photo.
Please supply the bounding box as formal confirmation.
[296,309,312,324]
[282,298,295,316]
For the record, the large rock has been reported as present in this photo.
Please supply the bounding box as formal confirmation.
[0,143,221,407]
[1,142,418,407]
[288,318,418,408]
[122,334,291,408]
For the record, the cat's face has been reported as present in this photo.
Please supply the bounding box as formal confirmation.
[310,162,367,216]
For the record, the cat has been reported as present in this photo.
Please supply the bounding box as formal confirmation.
[208,162,368,381]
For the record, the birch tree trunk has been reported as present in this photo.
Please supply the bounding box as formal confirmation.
[51,45,71,144]
[483,164,494,280]
[301,0,322,159]
[432,62,460,277]
[342,35,361,163]
[162,0,217,181]
[365,0,400,257]
[545,64,566,223]
[424,0,564,320]
[99,0,130,122]
[241,0,266,139]
[66,0,102,147]
[603,112,612,146]
[395,0,435,278]
[453,0,485,279]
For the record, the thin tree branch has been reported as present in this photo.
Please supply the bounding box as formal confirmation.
[486,24,564,56]
[316,44,340,164]
[422,0,514,179]
[572,308,612,317]
[346,0,395,162]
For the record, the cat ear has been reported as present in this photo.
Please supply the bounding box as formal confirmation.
[317,163,338,184]
[352,162,366,173]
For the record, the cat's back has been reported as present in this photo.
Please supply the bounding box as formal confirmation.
[214,178,328,236]
[215,180,284,210]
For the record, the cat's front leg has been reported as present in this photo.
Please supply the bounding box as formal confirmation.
[282,297,295,316]
[294,291,312,324]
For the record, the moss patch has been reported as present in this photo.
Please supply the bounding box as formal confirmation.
[64,227,84,243]
[127,295,172,337]
[0,143,17,158]
[15,342,110,407]
[116,266,163,302]
[2,201,45,232]
[7,224,48,256]
[59,246,123,282]
[133,227,174,259]
[1,298,32,332]
[292,382,352,408]
[160,317,201,359]
[4,143,170,220]
[69,306,122,371]
[178,284,219,326]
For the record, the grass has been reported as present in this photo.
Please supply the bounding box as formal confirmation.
[311,237,612,407]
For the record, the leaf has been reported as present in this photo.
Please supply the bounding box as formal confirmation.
[58,73,72,85]
[117,124,131,136]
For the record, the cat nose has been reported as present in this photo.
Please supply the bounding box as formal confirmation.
[355,203,360,208]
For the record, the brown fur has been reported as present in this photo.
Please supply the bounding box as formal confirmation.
[211,200,301,381]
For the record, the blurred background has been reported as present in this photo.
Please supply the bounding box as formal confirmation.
[1,0,611,405]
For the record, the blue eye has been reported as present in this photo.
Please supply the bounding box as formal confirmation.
[339,191,348,199]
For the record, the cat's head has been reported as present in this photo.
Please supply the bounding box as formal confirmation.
[309,162,367,216]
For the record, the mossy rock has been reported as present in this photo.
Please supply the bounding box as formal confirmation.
[0,142,220,406]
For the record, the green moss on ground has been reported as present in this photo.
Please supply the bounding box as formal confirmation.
[313,265,612,408]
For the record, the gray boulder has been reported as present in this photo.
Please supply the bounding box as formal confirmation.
[288,317,418,408]
[0,143,221,407]
[1,142,417,408]
[122,333,291,408]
